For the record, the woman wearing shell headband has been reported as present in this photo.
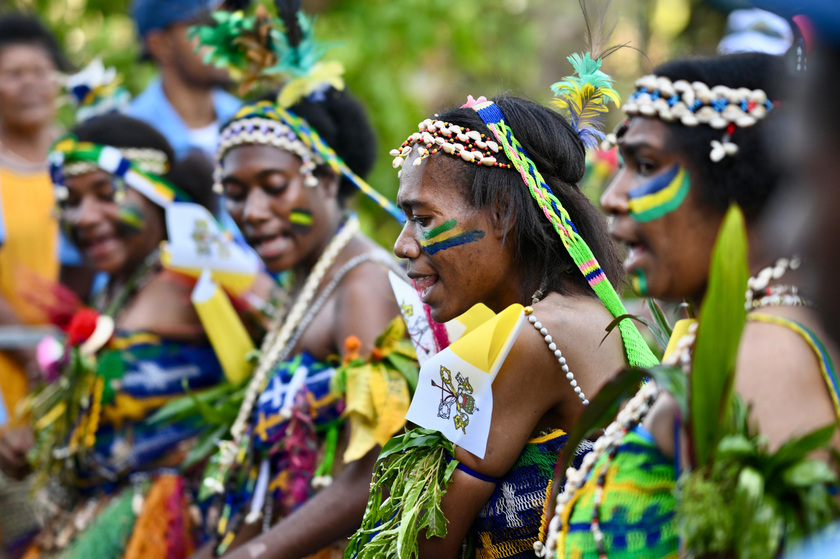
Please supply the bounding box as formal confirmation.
[186,4,418,559]
[347,51,657,558]
[542,52,840,559]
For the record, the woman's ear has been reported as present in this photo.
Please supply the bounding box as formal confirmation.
[490,199,514,240]
[317,169,341,200]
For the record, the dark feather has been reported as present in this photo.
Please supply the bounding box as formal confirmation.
[276,0,303,48]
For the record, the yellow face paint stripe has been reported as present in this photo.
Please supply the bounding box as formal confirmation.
[628,166,690,222]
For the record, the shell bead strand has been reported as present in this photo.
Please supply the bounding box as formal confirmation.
[745,256,806,310]
[523,306,588,405]
[390,119,512,170]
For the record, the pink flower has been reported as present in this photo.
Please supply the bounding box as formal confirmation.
[461,95,488,109]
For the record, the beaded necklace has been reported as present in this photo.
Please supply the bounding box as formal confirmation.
[745,256,808,310]
[524,305,590,406]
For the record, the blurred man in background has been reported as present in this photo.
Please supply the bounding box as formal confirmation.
[129,0,241,162]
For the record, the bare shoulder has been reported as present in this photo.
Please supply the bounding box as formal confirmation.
[330,237,400,355]
[736,309,839,450]
[536,294,627,395]
[118,271,203,340]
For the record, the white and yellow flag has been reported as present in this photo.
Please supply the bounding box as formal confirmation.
[161,202,260,295]
[388,271,439,365]
[405,303,526,459]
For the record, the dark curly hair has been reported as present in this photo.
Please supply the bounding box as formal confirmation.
[0,12,73,72]
[646,52,790,221]
[430,95,624,303]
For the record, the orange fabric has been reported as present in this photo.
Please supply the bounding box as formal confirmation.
[0,163,58,425]
[123,475,195,559]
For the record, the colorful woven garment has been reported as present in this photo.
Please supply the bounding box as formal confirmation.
[472,430,591,559]
[24,474,197,559]
[205,319,419,556]
[26,330,224,558]
[557,427,679,559]
[85,332,225,480]
[205,350,343,553]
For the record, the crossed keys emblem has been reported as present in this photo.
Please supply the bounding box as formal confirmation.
[191,219,230,258]
[432,365,477,434]
[401,301,433,355]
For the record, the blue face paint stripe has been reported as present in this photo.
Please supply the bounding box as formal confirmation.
[422,230,485,255]
[628,165,680,199]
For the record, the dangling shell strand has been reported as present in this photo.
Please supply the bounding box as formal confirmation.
[524,306,588,405]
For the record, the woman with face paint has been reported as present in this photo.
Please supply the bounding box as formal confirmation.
[542,53,840,559]
[347,87,658,557]
[0,112,245,558]
[182,5,418,557]
[192,95,414,559]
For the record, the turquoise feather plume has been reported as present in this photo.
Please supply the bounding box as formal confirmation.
[551,52,621,151]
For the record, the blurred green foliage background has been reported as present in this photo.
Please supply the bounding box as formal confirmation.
[3,0,747,243]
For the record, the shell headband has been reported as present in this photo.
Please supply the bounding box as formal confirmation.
[390,109,512,173]
[603,75,776,162]
[216,101,405,223]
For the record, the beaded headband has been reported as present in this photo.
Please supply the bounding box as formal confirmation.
[49,134,189,207]
[216,101,405,223]
[603,75,776,162]
[390,104,512,173]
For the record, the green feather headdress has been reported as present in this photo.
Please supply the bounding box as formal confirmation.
[189,1,344,107]
[551,0,624,151]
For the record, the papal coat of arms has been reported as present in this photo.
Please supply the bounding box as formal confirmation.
[432,365,477,434]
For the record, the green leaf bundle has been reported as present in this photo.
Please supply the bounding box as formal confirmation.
[347,428,459,559]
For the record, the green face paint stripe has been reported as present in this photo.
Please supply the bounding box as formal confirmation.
[630,169,691,223]
[632,269,648,296]
[421,219,457,240]
[289,210,314,226]
[117,206,145,231]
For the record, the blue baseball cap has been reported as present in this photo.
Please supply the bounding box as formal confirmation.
[132,0,223,38]
[753,0,840,46]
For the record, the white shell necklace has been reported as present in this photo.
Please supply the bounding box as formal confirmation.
[524,305,589,406]
[745,256,806,310]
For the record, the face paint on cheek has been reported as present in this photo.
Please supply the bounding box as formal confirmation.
[419,219,485,255]
[289,209,313,234]
[116,204,145,235]
[628,165,691,223]
[631,268,649,296]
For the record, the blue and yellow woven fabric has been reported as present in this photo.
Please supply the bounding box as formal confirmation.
[558,427,679,559]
